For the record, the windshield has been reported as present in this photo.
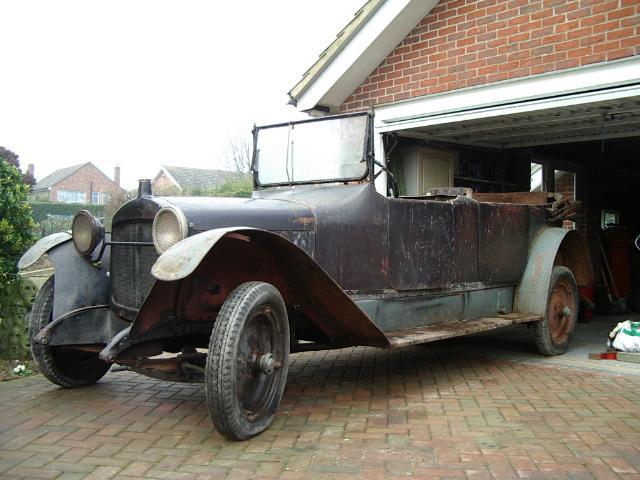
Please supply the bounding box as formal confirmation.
[254,114,369,186]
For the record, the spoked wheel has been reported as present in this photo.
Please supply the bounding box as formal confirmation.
[206,282,289,440]
[534,266,579,356]
[30,276,111,387]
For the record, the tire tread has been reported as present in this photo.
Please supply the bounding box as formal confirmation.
[205,281,289,440]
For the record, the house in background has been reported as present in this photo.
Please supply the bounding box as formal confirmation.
[31,162,124,205]
[152,165,245,194]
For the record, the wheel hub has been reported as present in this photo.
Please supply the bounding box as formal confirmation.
[259,353,276,375]
[549,280,575,344]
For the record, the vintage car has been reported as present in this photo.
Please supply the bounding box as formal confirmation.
[20,112,592,440]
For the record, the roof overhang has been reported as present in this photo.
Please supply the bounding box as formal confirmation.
[373,57,640,148]
[289,0,437,112]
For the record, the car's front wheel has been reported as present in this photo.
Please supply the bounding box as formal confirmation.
[30,276,111,387]
[205,281,290,440]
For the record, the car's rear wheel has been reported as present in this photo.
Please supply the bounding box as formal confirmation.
[534,266,578,356]
[30,276,111,387]
[205,282,290,440]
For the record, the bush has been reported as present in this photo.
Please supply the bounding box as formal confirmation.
[184,176,253,198]
[30,202,104,224]
[0,150,37,360]
[208,177,253,198]
[34,216,74,239]
[0,278,37,360]
[159,176,254,199]
[0,154,35,288]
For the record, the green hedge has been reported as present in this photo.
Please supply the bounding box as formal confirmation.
[0,277,37,360]
[29,202,105,223]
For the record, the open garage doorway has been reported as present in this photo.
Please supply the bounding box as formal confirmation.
[380,95,640,316]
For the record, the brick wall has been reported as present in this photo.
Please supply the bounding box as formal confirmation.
[554,170,576,229]
[50,163,124,204]
[341,0,640,111]
[555,170,575,201]
[152,171,179,192]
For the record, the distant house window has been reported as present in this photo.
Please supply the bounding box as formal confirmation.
[92,192,110,205]
[57,190,86,204]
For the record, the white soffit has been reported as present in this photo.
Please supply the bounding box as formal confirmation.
[375,57,640,131]
[294,0,437,112]
[398,93,640,148]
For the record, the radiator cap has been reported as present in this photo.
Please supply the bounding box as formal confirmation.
[138,179,152,198]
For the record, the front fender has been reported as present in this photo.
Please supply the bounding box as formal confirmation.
[18,231,72,271]
[514,227,592,316]
[20,232,112,321]
[138,227,389,349]
[151,227,255,281]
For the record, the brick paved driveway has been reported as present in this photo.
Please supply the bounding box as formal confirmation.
[1,319,640,480]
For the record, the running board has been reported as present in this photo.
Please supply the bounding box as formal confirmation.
[385,313,542,348]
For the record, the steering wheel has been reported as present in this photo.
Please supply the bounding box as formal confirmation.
[635,234,640,251]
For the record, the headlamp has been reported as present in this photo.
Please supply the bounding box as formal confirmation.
[152,206,188,254]
[72,210,104,256]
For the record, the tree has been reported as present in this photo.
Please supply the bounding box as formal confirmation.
[222,135,252,173]
[0,147,35,186]
[0,147,19,168]
[103,188,137,230]
[22,170,36,188]
[0,148,35,288]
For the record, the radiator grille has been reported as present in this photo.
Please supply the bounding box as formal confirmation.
[110,221,158,311]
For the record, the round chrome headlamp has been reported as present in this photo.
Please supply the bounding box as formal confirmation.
[72,210,104,255]
[152,206,188,254]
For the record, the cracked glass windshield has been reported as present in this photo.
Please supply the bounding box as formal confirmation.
[255,114,368,185]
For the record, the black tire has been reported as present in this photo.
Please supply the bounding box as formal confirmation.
[205,282,290,441]
[534,266,579,356]
[30,276,110,387]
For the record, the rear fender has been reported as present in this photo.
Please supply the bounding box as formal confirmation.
[134,228,389,348]
[514,227,593,316]
[19,232,112,321]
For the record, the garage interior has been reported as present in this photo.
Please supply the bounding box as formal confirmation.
[383,93,640,316]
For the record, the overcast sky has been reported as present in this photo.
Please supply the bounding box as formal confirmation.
[0,1,364,189]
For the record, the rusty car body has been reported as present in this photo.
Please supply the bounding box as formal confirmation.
[20,112,592,440]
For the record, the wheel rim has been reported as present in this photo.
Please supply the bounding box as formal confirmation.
[235,305,284,422]
[548,278,575,344]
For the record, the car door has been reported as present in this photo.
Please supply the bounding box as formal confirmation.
[477,202,529,284]
[387,195,479,290]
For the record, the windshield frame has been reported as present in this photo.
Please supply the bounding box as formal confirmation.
[251,111,373,188]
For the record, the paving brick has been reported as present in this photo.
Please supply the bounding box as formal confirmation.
[4,466,62,479]
[1,338,640,480]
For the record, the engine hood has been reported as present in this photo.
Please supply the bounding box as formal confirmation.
[157,196,315,233]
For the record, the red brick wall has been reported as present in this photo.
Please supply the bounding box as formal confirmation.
[341,0,640,111]
[555,170,576,229]
[50,163,124,204]
[152,171,179,193]
[555,170,575,201]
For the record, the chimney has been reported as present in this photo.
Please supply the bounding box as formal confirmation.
[114,165,120,186]
[27,164,34,178]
